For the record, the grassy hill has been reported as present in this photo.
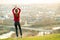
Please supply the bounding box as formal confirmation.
[1,34,60,40]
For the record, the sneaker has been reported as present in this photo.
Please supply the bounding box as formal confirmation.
[20,35,22,38]
[15,37,18,40]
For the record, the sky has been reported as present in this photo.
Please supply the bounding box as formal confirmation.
[0,0,60,5]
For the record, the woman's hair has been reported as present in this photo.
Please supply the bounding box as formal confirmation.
[15,9,18,13]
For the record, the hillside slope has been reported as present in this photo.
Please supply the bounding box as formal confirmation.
[1,34,60,40]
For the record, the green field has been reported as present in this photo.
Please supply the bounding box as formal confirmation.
[1,34,60,40]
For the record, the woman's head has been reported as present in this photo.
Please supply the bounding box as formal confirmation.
[15,9,18,13]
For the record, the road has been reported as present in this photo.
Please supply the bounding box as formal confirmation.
[0,25,52,32]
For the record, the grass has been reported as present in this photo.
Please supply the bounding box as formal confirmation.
[1,34,60,40]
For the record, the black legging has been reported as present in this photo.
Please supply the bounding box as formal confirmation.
[14,22,22,37]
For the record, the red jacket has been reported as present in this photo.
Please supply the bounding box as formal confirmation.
[12,8,21,22]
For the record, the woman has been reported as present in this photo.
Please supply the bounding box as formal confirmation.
[12,6,22,38]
